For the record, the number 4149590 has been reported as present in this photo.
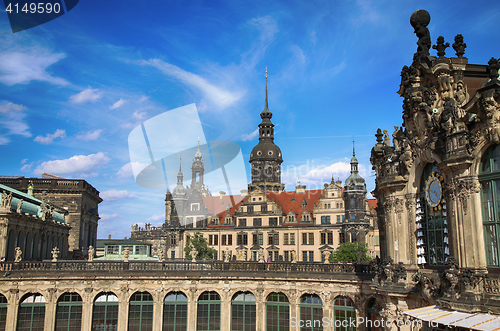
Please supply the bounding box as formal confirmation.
[5,2,61,14]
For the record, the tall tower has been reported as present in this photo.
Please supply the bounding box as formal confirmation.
[191,139,205,193]
[248,69,284,192]
[343,140,369,243]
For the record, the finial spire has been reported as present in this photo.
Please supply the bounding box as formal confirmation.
[179,157,182,172]
[265,67,269,110]
[353,136,355,157]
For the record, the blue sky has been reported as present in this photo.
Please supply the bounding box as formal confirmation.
[1,0,499,239]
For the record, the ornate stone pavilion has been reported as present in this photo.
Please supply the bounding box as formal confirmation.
[370,8,500,322]
[1,9,500,331]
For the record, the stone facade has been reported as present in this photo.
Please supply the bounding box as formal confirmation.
[0,174,102,256]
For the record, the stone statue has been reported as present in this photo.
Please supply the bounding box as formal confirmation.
[0,191,12,209]
[88,246,95,262]
[224,248,231,262]
[258,248,264,261]
[291,250,297,264]
[410,10,431,62]
[123,247,130,262]
[392,126,400,150]
[452,34,466,57]
[445,263,459,297]
[323,250,331,264]
[157,248,164,262]
[51,247,59,262]
[191,248,198,262]
[432,36,449,57]
[357,247,363,263]
[236,249,246,261]
[383,130,391,147]
[14,247,22,262]
[27,181,34,196]
[16,199,23,214]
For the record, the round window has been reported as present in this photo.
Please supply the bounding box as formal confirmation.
[268,151,273,156]
[257,151,262,156]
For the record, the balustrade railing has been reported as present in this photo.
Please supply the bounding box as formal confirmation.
[0,260,375,277]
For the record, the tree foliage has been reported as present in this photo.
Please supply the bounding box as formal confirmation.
[184,232,217,260]
[330,242,371,263]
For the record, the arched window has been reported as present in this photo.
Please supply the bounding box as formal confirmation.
[197,291,220,331]
[417,164,448,266]
[32,234,38,261]
[333,296,356,331]
[300,294,323,331]
[231,292,256,331]
[24,232,31,260]
[0,293,7,331]
[7,230,15,261]
[163,292,187,331]
[17,293,46,331]
[266,292,289,331]
[128,292,153,331]
[480,144,500,267]
[55,292,82,331]
[92,292,118,331]
[366,298,381,331]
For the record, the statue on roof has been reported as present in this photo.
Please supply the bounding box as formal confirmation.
[16,199,23,214]
[0,191,12,209]
[410,10,431,63]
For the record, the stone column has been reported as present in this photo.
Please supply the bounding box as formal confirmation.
[321,292,333,331]
[43,288,58,331]
[152,288,164,331]
[117,288,129,331]
[187,289,197,331]
[0,217,8,258]
[220,289,231,331]
[255,289,265,331]
[288,291,297,331]
[5,289,19,331]
[81,288,94,331]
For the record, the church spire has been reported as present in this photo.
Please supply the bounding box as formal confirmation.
[265,67,268,111]
[353,137,355,157]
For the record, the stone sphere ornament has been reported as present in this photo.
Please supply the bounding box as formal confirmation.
[410,9,431,28]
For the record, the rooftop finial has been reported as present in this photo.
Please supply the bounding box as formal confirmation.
[265,67,269,110]
[353,136,355,157]
[179,157,182,172]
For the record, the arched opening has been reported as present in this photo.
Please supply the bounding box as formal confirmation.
[197,291,220,331]
[32,234,38,261]
[163,292,187,331]
[480,144,500,267]
[266,292,289,331]
[92,292,118,331]
[24,232,31,260]
[55,292,82,331]
[0,293,7,331]
[6,230,15,261]
[128,291,154,331]
[333,296,356,331]
[300,294,323,331]
[231,292,256,331]
[366,298,381,331]
[17,293,46,331]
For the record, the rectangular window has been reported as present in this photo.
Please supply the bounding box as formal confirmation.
[309,233,314,245]
[337,215,341,223]
[274,251,279,261]
[321,233,326,245]
[302,251,308,262]
[247,206,254,213]
[284,251,289,262]
[328,232,333,245]
[209,235,213,246]
[214,235,218,246]
[228,235,232,246]
[302,233,307,245]
[284,233,289,245]
[340,233,345,244]
[290,233,295,245]
[268,234,274,245]
[258,234,263,245]
[342,215,346,221]
[135,246,147,255]
[253,234,258,245]
[262,204,267,212]
[239,219,246,227]
[222,235,227,246]
[269,218,278,226]
[170,234,177,246]
[253,218,262,226]
[106,245,119,255]
[237,235,242,245]
[171,251,175,259]
[309,251,314,262]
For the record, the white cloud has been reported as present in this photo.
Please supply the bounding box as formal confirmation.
[21,158,28,164]
[0,46,68,86]
[100,213,120,221]
[0,101,31,141]
[117,162,133,179]
[310,31,317,45]
[69,88,103,104]
[146,214,163,223]
[140,59,243,109]
[34,152,111,177]
[101,190,138,202]
[290,45,306,65]
[132,110,147,120]
[34,129,66,144]
[110,98,127,110]
[241,129,259,141]
[138,96,149,103]
[21,162,33,172]
[0,101,27,114]
[76,129,103,141]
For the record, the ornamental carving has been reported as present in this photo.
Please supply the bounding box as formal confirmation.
[447,178,480,215]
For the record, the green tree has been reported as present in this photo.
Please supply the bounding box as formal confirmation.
[184,232,217,260]
[330,242,371,263]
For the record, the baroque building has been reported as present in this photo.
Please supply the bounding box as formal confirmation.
[0,174,102,256]
[370,8,500,322]
[131,75,379,263]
